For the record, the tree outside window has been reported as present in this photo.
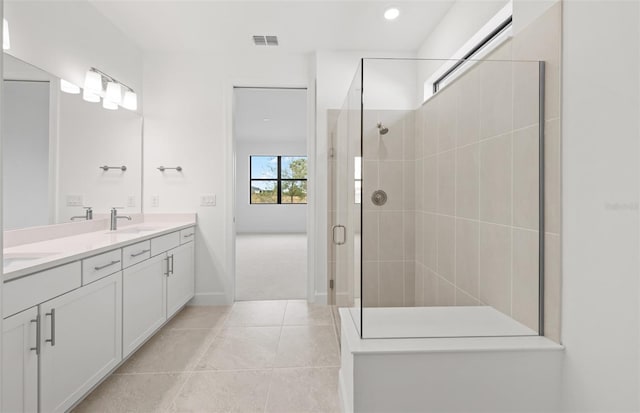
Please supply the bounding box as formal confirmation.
[250,156,307,204]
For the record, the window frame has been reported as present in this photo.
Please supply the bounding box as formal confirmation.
[249,155,308,205]
[422,1,514,102]
[432,15,513,94]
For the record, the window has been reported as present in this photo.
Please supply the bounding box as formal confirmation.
[432,16,512,93]
[250,156,307,204]
[423,2,513,101]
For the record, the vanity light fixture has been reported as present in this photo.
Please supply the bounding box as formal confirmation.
[83,69,103,95]
[105,81,122,104]
[82,89,101,103]
[384,7,400,20]
[82,67,138,111]
[121,90,137,111]
[3,18,10,50]
[60,79,80,94]
[102,99,118,110]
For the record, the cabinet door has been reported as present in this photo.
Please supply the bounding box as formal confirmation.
[167,242,195,318]
[123,254,167,357]
[2,307,38,413]
[40,273,122,413]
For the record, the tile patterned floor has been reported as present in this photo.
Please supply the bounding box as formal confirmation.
[73,300,341,413]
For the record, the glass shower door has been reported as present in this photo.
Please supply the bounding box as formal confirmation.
[329,63,362,336]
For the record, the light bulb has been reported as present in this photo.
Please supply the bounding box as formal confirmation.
[122,90,138,111]
[102,99,118,110]
[105,81,122,104]
[384,7,400,20]
[84,70,102,94]
[60,79,80,94]
[3,18,10,50]
[82,89,100,103]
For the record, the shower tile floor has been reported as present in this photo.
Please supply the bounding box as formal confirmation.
[73,300,340,413]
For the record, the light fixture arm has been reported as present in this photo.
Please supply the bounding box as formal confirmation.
[89,67,135,94]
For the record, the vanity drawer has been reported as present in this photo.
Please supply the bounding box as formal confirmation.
[123,240,151,268]
[180,227,195,244]
[151,232,180,256]
[3,262,82,318]
[82,249,122,285]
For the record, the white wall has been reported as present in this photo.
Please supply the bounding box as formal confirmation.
[2,80,50,230]
[236,141,307,234]
[561,1,640,410]
[142,51,311,304]
[4,1,143,107]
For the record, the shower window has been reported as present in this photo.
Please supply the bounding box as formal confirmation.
[250,155,307,204]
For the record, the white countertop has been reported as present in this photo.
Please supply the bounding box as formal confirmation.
[3,214,196,282]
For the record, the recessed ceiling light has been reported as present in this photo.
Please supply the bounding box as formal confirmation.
[263,118,271,122]
[384,7,400,20]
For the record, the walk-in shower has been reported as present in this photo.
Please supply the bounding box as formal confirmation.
[329,56,546,339]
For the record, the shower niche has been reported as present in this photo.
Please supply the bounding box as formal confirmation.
[329,56,545,339]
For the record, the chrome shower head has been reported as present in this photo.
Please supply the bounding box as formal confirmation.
[377,122,389,135]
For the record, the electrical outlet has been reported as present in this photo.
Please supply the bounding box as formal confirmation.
[127,195,136,207]
[200,194,216,207]
[151,195,159,208]
[66,195,83,207]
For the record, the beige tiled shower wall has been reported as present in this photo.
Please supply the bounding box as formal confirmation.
[361,109,417,308]
[412,3,562,343]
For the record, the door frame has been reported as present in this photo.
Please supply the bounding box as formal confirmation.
[226,81,315,303]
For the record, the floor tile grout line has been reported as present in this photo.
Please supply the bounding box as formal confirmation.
[263,302,288,413]
[164,307,233,411]
[113,364,344,377]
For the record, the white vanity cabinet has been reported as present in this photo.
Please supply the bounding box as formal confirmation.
[2,224,196,412]
[2,307,38,413]
[122,254,167,357]
[166,241,195,318]
[39,272,122,413]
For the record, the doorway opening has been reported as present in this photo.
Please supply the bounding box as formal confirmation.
[233,87,308,301]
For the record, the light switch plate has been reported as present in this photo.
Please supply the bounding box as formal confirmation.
[127,195,136,207]
[66,195,83,207]
[200,194,216,207]
[151,195,159,208]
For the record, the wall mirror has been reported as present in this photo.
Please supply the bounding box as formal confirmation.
[2,53,143,230]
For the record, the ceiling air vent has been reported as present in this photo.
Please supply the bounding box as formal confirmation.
[253,35,278,46]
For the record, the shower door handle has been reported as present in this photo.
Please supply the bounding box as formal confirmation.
[332,225,346,245]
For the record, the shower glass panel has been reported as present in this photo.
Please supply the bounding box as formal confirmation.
[330,62,363,336]
[336,57,544,339]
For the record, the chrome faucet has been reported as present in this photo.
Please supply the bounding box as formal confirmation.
[110,207,131,231]
[71,206,93,221]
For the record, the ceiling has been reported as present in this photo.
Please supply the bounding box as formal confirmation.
[89,1,455,54]
[233,88,307,142]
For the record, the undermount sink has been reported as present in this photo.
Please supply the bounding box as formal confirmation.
[3,252,58,267]
[111,226,162,235]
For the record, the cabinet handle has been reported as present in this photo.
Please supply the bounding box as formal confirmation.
[170,254,175,275]
[30,315,41,355]
[94,260,121,271]
[165,257,170,277]
[45,309,56,346]
[183,233,194,238]
[130,249,150,258]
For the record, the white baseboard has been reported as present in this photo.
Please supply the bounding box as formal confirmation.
[189,292,231,306]
[314,292,328,304]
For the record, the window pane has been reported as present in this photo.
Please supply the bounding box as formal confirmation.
[281,180,307,204]
[250,180,277,204]
[250,156,277,179]
[281,156,307,179]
